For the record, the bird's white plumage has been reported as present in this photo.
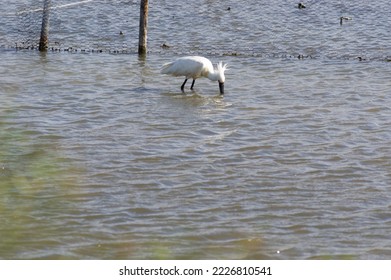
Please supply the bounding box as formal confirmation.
[161,56,214,80]
[161,56,228,94]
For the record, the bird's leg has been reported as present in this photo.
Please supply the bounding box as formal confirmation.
[190,79,195,90]
[181,79,188,92]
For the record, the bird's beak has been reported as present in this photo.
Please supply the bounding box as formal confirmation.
[219,82,224,95]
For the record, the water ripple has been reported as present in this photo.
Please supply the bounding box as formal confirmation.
[2,0,391,260]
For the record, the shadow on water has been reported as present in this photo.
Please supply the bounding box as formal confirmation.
[161,90,225,105]
[157,91,232,120]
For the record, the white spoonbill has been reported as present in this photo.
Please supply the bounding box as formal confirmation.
[161,56,228,94]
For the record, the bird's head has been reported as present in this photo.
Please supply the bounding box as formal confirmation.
[216,62,228,94]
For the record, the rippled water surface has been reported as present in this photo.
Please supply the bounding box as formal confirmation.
[1,0,391,259]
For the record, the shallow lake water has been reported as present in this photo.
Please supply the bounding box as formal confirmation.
[1,0,391,259]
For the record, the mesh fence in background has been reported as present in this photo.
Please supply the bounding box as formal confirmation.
[1,0,391,61]
[0,0,140,53]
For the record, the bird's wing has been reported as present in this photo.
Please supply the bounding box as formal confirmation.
[160,61,175,74]
[161,57,205,78]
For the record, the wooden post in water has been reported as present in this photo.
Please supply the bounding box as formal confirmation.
[39,0,51,51]
[138,0,149,55]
